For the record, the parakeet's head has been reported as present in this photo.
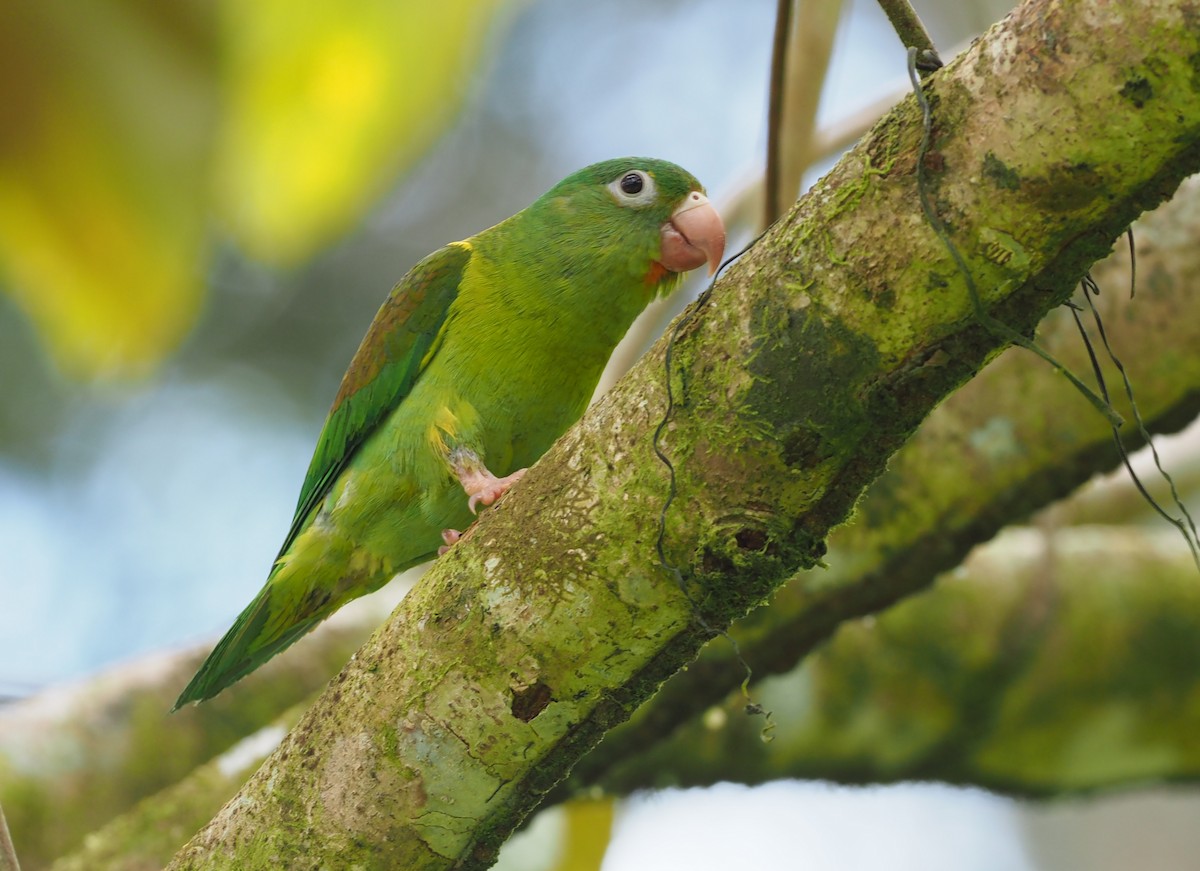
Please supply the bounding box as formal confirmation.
[529,157,726,296]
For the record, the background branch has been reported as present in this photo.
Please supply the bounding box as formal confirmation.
[764,0,844,226]
[0,617,372,871]
[594,526,1200,796]
[0,801,20,871]
[877,0,942,68]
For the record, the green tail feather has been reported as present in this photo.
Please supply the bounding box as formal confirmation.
[171,584,318,711]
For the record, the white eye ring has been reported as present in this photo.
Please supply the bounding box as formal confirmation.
[608,169,657,207]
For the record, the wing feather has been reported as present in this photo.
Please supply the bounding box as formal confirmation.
[277,241,471,556]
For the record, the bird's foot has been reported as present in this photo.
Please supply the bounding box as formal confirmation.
[438,528,462,556]
[438,452,527,557]
[450,456,528,515]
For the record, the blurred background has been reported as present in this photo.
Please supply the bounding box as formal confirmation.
[1,0,1197,868]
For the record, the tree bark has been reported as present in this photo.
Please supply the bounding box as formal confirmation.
[160,1,1200,867]
[560,174,1200,797]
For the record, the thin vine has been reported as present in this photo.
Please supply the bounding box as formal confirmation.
[653,237,775,736]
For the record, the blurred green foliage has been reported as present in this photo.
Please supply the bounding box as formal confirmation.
[0,0,506,378]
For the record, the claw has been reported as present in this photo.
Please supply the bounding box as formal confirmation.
[459,467,527,514]
[438,528,462,556]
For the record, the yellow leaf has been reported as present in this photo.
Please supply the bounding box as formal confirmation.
[0,1,212,379]
[216,0,507,263]
[552,797,614,871]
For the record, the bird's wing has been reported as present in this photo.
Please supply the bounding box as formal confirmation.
[278,241,472,557]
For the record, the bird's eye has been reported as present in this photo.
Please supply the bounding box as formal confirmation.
[607,169,657,206]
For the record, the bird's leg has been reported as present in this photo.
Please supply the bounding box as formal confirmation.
[448,447,528,514]
[439,448,528,554]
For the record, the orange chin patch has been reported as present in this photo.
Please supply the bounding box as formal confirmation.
[642,260,670,287]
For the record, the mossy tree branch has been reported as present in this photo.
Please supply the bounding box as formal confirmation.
[877,0,941,69]
[34,175,1200,871]
[559,174,1200,797]
[155,1,1200,867]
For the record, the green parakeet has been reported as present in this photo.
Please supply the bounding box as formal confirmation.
[173,158,725,709]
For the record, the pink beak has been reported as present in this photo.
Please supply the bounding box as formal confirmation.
[658,191,726,276]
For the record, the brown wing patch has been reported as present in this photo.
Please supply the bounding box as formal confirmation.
[332,241,472,413]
